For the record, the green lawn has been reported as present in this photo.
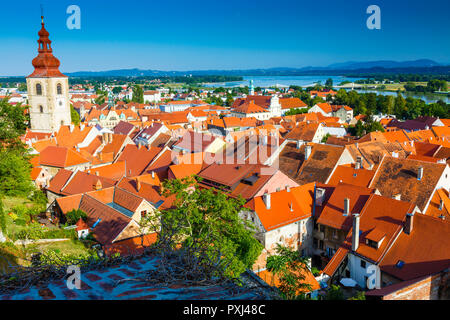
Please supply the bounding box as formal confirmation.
[1,196,96,271]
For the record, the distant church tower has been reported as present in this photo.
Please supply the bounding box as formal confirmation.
[249,79,255,95]
[27,16,71,133]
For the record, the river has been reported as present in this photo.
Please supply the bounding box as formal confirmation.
[203,75,449,104]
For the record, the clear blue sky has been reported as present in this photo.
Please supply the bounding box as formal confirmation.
[1,0,449,76]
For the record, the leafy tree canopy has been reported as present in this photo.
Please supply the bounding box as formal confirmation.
[153,176,263,279]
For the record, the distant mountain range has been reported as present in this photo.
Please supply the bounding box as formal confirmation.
[65,59,449,77]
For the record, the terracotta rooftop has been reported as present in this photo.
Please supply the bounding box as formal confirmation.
[343,194,416,264]
[379,214,450,281]
[39,146,90,168]
[198,163,276,201]
[245,183,315,231]
[316,183,374,231]
[369,156,447,212]
[173,131,217,153]
[278,142,345,185]
[55,125,92,149]
[425,188,450,220]
[47,170,116,196]
[328,165,375,187]
[284,122,320,142]
[116,144,163,177]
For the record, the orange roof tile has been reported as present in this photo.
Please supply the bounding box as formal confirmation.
[244,183,315,231]
[317,183,374,231]
[328,165,375,188]
[379,214,450,280]
[39,146,90,168]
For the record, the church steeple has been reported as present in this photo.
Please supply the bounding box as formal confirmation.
[26,14,71,133]
[28,16,66,78]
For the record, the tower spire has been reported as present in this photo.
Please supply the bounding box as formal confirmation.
[27,12,66,78]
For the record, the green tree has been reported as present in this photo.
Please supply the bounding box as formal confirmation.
[70,105,80,125]
[266,244,312,300]
[394,92,406,118]
[157,176,263,278]
[112,87,122,94]
[348,291,366,300]
[66,209,87,225]
[325,78,333,89]
[324,285,345,300]
[18,83,27,92]
[132,85,144,103]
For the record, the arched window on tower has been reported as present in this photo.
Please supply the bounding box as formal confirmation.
[36,83,42,95]
[39,105,43,113]
[57,84,62,95]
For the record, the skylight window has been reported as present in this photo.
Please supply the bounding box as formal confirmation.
[396,260,405,269]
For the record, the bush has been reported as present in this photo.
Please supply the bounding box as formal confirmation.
[66,209,87,225]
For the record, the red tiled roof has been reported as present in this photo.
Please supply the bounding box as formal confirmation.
[322,247,349,277]
[116,144,163,177]
[39,146,90,168]
[317,183,374,231]
[245,183,315,231]
[379,214,450,281]
[327,165,375,187]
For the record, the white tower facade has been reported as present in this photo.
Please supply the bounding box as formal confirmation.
[27,17,71,133]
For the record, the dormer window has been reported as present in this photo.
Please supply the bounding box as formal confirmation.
[365,228,385,249]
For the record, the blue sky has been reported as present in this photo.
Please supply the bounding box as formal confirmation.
[1,0,449,76]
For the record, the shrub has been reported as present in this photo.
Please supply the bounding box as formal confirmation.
[66,209,87,225]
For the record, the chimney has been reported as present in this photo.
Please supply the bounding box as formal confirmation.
[69,124,74,132]
[286,185,290,192]
[393,193,401,200]
[263,193,271,210]
[355,161,361,170]
[356,156,362,169]
[289,202,293,212]
[404,212,414,235]
[109,133,113,144]
[315,187,325,206]
[263,135,268,146]
[296,140,301,149]
[439,200,444,211]
[352,214,360,251]
[93,179,102,191]
[95,171,99,176]
[136,178,141,191]
[305,145,312,161]
[344,198,350,216]
[417,166,423,181]
[151,171,155,179]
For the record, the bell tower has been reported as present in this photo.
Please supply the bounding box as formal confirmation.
[26,16,71,133]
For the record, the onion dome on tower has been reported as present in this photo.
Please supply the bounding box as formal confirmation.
[28,16,67,78]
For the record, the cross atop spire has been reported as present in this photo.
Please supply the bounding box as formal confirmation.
[40,4,44,24]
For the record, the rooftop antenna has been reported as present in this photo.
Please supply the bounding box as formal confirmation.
[40,4,44,23]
